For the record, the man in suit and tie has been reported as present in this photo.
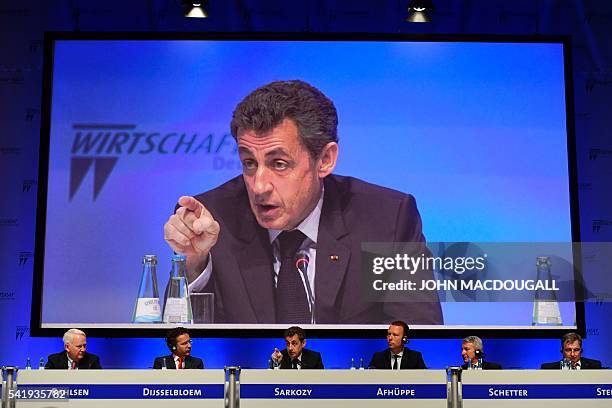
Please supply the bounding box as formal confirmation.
[460,335,502,370]
[163,79,442,325]
[541,332,602,370]
[45,328,101,369]
[368,321,426,369]
[153,327,204,369]
[270,326,323,369]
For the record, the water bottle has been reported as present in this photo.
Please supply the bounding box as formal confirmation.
[161,357,167,370]
[531,256,562,326]
[133,255,162,323]
[477,357,484,370]
[359,357,365,370]
[25,357,32,370]
[162,254,193,324]
[350,357,356,370]
[560,358,572,370]
[467,359,473,370]
[39,357,45,370]
[273,358,281,370]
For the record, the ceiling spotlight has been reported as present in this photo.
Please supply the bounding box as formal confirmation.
[183,1,208,18]
[406,0,435,23]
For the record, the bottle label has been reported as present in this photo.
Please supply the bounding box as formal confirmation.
[133,298,161,323]
[163,298,190,323]
[533,300,562,325]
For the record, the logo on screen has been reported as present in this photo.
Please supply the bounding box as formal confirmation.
[69,123,236,201]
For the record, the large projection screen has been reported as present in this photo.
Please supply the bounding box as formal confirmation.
[32,33,581,337]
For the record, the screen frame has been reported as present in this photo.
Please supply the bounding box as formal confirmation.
[31,31,584,339]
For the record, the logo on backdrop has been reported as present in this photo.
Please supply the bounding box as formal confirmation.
[588,148,612,160]
[0,291,16,301]
[19,251,33,266]
[69,123,237,201]
[592,220,612,233]
[0,218,19,226]
[22,179,37,192]
[16,326,29,341]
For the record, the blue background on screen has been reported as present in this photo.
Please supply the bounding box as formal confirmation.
[41,40,573,327]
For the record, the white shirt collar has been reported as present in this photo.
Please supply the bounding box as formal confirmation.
[66,353,76,369]
[268,188,323,244]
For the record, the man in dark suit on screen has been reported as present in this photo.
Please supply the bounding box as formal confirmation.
[270,326,323,369]
[541,332,602,370]
[45,328,101,369]
[163,80,442,325]
[153,327,204,369]
[368,321,427,369]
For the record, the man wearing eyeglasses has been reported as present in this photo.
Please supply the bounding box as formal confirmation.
[541,332,602,370]
[153,327,204,369]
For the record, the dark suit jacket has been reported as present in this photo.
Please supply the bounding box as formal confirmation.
[191,174,442,324]
[153,355,204,369]
[273,348,324,369]
[541,357,602,369]
[461,361,503,370]
[368,348,427,369]
[45,351,101,369]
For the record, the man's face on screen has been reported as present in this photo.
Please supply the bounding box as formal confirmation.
[562,340,582,364]
[65,334,86,361]
[285,334,305,359]
[238,118,333,230]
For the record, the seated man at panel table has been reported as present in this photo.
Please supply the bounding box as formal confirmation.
[368,321,427,369]
[460,335,502,370]
[45,328,102,369]
[270,326,324,369]
[153,327,204,369]
[541,332,602,370]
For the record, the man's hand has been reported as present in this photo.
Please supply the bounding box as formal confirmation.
[271,347,283,364]
[164,196,220,279]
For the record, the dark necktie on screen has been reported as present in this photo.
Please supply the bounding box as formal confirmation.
[275,230,311,323]
[178,357,183,369]
[392,355,399,370]
[292,359,300,369]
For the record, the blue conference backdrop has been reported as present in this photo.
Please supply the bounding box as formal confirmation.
[2,35,610,371]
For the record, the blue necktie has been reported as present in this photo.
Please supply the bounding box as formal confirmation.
[275,230,311,323]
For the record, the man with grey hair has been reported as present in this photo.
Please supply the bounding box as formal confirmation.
[45,328,101,369]
[461,335,501,370]
[541,332,602,369]
[164,79,442,325]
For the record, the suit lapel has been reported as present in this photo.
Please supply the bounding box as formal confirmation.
[400,350,410,369]
[166,355,177,369]
[235,211,276,323]
[315,177,350,322]
[60,353,69,369]
[384,349,392,369]
[300,349,311,368]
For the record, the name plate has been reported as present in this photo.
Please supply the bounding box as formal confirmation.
[463,384,612,399]
[241,384,446,399]
[12,384,224,400]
